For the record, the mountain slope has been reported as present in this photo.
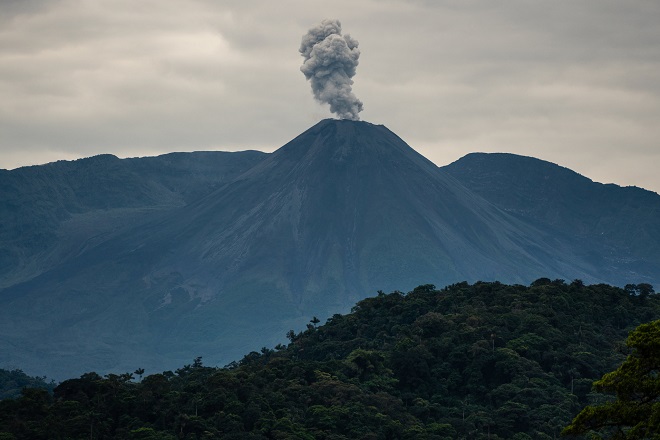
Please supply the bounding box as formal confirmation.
[0,151,266,288]
[0,120,613,379]
[443,152,660,284]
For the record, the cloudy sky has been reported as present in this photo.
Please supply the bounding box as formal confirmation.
[2,0,659,192]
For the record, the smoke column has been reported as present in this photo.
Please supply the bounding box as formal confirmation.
[300,19,363,120]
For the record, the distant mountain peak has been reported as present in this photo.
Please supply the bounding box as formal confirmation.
[271,118,437,178]
[2,122,660,380]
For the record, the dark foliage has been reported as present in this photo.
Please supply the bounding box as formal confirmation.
[563,319,660,439]
[1,280,658,439]
[0,369,54,400]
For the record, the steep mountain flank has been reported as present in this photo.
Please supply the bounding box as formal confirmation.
[0,151,266,288]
[444,153,660,285]
[1,121,659,379]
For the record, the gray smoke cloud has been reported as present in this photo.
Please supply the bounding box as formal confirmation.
[300,19,363,120]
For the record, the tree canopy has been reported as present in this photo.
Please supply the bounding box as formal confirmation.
[1,280,659,439]
[563,319,660,439]
[0,369,54,400]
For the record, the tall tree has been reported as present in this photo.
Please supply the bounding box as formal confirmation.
[563,320,660,438]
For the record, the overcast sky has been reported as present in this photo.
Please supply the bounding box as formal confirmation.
[2,0,659,192]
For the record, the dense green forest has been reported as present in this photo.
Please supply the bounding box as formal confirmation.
[0,370,54,401]
[562,319,660,438]
[0,279,658,439]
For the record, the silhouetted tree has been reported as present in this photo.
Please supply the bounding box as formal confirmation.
[563,320,660,438]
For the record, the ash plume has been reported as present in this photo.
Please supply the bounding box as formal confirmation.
[300,19,363,120]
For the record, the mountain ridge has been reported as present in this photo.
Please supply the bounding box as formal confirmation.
[1,119,659,379]
[444,152,660,282]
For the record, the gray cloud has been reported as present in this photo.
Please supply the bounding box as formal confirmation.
[299,19,363,120]
[0,0,659,193]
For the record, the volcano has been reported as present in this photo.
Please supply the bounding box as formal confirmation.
[1,119,659,379]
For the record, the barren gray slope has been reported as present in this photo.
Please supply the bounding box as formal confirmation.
[0,120,597,379]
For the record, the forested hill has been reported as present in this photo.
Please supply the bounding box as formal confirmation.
[1,280,658,439]
[0,369,54,400]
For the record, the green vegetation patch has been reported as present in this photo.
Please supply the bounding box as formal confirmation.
[1,280,658,439]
